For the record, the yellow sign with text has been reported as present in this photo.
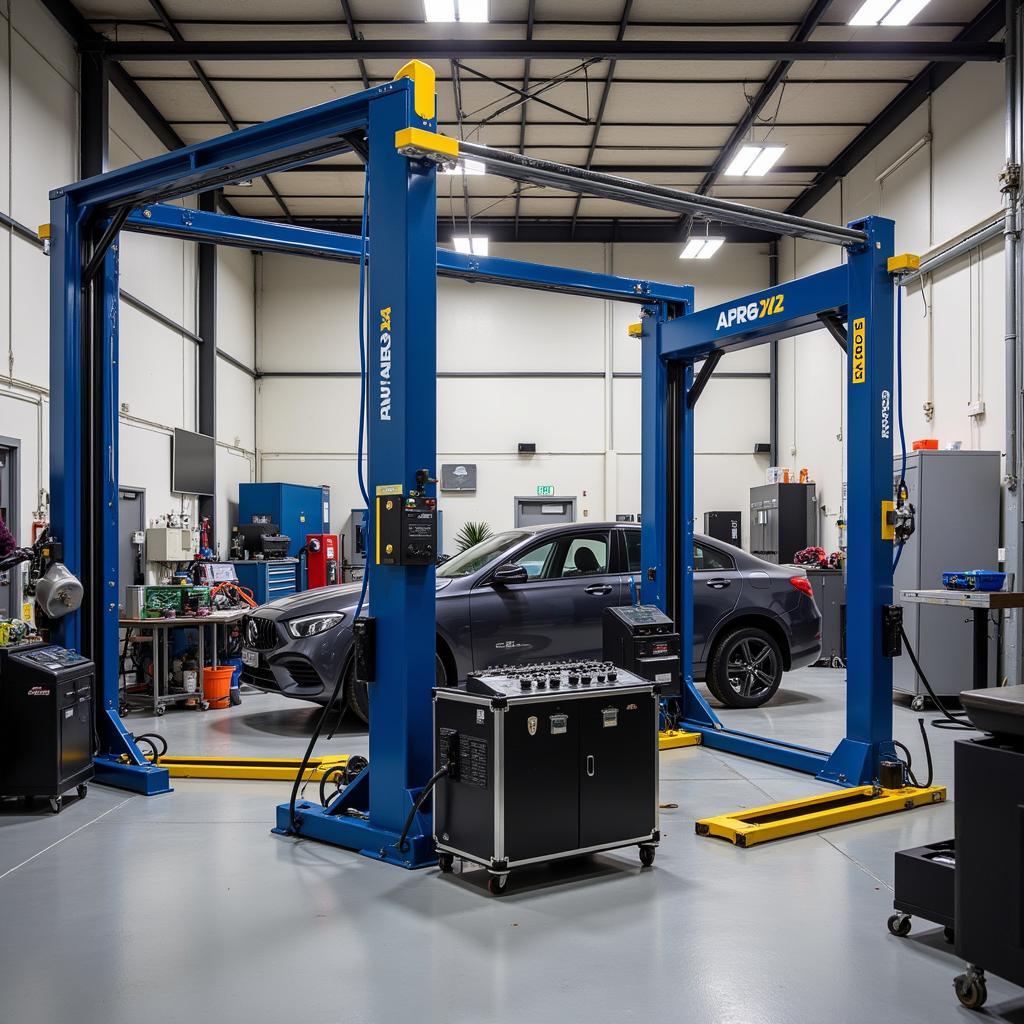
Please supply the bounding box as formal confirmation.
[851,317,866,384]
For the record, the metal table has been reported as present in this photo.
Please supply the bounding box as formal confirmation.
[119,610,246,716]
[900,590,1024,692]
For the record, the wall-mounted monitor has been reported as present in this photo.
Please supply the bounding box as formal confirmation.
[172,428,216,496]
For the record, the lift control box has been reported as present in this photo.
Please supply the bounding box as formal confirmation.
[602,604,681,696]
[376,493,438,566]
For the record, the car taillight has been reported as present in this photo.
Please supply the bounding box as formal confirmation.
[789,576,814,599]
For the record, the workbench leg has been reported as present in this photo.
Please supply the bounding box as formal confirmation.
[973,608,989,689]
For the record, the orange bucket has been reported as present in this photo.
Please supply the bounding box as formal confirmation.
[203,666,235,709]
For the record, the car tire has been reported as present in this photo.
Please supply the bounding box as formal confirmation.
[707,626,783,709]
[346,652,448,724]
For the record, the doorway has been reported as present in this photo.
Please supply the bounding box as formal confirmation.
[0,437,20,620]
[118,487,146,616]
[514,496,577,528]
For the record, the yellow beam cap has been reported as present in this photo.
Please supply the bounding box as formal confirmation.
[394,126,459,161]
[628,322,643,337]
[887,253,920,273]
[393,59,437,121]
[37,223,51,240]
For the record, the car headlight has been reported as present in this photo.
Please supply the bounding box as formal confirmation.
[286,613,346,638]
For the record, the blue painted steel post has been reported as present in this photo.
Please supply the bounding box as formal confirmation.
[364,87,438,851]
[639,308,668,612]
[820,216,897,786]
[48,193,82,655]
[48,201,170,794]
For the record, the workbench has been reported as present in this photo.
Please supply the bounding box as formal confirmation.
[900,590,1024,694]
[119,610,246,716]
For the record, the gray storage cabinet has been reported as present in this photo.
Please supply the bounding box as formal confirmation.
[806,568,845,664]
[893,450,1000,699]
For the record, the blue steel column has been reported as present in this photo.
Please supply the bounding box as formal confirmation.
[640,308,667,611]
[48,195,82,653]
[364,88,438,846]
[820,215,897,786]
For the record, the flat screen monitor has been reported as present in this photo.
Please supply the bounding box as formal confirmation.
[172,428,216,496]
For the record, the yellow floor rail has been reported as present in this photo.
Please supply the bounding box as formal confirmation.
[659,729,702,750]
[144,754,351,782]
[696,784,946,847]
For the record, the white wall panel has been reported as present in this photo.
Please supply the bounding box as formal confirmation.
[217,245,255,368]
[777,61,1005,554]
[257,376,362,453]
[217,360,255,451]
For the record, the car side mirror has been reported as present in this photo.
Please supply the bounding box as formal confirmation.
[491,563,529,586]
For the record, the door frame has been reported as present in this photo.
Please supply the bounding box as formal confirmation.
[513,495,577,528]
[117,485,147,607]
[0,434,21,619]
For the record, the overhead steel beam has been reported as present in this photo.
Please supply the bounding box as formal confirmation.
[681,0,833,241]
[513,0,536,238]
[424,138,866,244]
[145,0,292,221]
[788,0,1005,217]
[270,216,778,244]
[338,0,370,89]
[92,38,1004,62]
[270,160,826,174]
[570,0,633,238]
[41,0,241,217]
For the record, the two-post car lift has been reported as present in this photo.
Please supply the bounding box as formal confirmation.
[48,62,940,866]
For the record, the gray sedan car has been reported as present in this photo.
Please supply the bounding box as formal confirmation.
[239,522,821,720]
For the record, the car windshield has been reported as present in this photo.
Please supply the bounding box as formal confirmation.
[437,531,529,578]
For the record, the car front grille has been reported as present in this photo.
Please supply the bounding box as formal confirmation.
[243,614,280,651]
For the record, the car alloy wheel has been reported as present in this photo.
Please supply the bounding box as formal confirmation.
[725,637,778,699]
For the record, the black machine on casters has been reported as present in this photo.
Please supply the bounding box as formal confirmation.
[602,604,680,696]
[432,661,660,895]
[0,642,95,813]
[888,684,1024,1011]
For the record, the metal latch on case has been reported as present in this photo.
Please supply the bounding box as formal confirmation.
[549,714,567,735]
[602,707,618,728]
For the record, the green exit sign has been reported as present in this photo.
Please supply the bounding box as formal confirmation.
[536,485,555,496]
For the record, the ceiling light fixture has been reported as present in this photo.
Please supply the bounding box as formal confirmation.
[453,236,489,256]
[440,158,486,176]
[849,0,931,25]
[679,237,725,260]
[425,0,488,22]
[724,144,786,177]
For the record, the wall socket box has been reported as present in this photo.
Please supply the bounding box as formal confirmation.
[967,400,986,418]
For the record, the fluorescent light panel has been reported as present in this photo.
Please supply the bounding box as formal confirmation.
[881,0,931,25]
[453,236,489,256]
[747,145,786,176]
[441,158,486,175]
[425,0,488,21]
[724,144,786,177]
[679,237,725,260]
[849,0,931,24]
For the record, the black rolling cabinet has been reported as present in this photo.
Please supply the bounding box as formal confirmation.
[0,643,95,812]
[433,660,660,894]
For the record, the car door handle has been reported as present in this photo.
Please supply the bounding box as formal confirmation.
[585,584,613,595]
[705,577,732,589]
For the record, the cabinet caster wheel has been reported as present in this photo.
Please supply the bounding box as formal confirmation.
[437,853,454,874]
[155,706,166,717]
[48,796,62,814]
[487,874,509,896]
[887,913,912,937]
[943,926,956,944]
[119,703,130,717]
[199,701,210,711]
[77,784,88,800]
[639,844,657,867]
[911,696,926,712]
[954,971,988,1010]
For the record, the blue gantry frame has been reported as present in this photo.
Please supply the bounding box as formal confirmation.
[47,65,691,861]
[49,65,896,870]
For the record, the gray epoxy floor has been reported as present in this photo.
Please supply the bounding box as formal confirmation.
[2,668,1022,1024]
